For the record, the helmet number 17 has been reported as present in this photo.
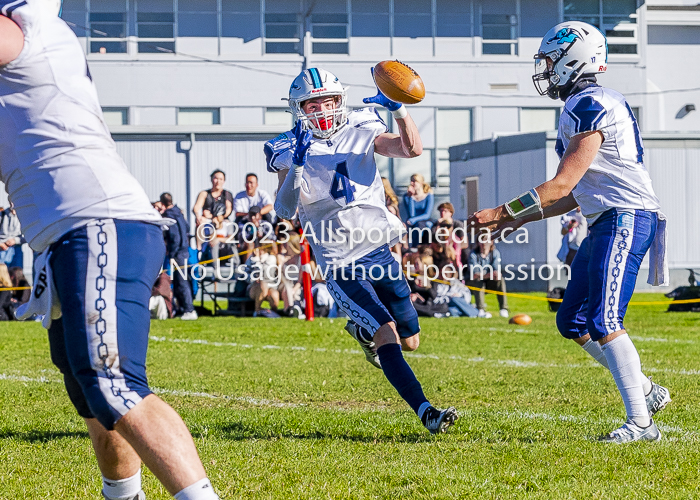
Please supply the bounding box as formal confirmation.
[330,161,355,203]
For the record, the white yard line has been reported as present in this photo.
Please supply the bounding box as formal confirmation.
[1,371,697,441]
[148,335,698,376]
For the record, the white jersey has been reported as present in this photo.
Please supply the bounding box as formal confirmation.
[0,1,162,252]
[265,108,404,269]
[557,86,660,223]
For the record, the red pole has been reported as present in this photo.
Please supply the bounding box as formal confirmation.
[299,230,314,321]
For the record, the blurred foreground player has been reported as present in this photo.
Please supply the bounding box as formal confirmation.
[265,67,457,434]
[470,22,670,443]
[0,2,219,498]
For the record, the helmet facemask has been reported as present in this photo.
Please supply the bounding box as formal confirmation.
[290,92,348,139]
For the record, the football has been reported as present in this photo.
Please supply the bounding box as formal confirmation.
[509,314,533,326]
[373,60,425,104]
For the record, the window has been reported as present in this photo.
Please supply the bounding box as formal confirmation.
[265,0,301,54]
[311,13,349,54]
[265,108,293,128]
[178,0,217,37]
[222,0,261,41]
[520,108,560,133]
[62,0,87,38]
[102,107,129,126]
[436,109,472,185]
[437,0,472,37]
[564,0,638,54]
[394,0,432,38]
[482,14,518,55]
[178,108,220,125]
[351,0,390,37]
[137,0,175,53]
[89,0,127,53]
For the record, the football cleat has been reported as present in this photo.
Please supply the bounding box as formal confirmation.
[422,406,458,435]
[598,419,661,443]
[645,377,671,417]
[344,321,381,369]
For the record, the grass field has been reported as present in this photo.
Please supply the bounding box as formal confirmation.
[1,292,699,499]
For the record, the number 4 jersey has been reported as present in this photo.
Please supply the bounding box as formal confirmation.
[556,85,660,223]
[265,108,404,269]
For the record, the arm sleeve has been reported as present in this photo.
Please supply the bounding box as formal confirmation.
[274,166,304,220]
[233,193,246,214]
[565,95,611,140]
[260,189,273,206]
[403,194,416,221]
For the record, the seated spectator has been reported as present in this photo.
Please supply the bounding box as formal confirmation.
[239,206,276,263]
[160,192,197,321]
[246,244,280,317]
[407,249,449,318]
[149,271,173,320]
[0,264,15,321]
[192,169,234,259]
[234,173,274,223]
[434,272,479,318]
[9,266,30,307]
[277,232,303,317]
[403,174,434,246]
[382,177,401,219]
[467,239,509,318]
[0,203,26,268]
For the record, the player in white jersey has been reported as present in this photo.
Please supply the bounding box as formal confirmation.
[0,2,219,498]
[469,21,670,443]
[266,67,457,434]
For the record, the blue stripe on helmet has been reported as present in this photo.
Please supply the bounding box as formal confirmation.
[308,68,323,89]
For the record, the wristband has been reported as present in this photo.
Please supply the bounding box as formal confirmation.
[504,188,543,219]
[391,105,408,120]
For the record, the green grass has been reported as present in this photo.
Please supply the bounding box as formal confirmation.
[2,293,700,499]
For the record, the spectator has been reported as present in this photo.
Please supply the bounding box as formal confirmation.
[246,243,280,317]
[239,206,276,263]
[161,192,197,320]
[149,271,173,320]
[277,232,303,317]
[0,264,14,320]
[234,173,274,223]
[468,239,509,318]
[559,207,588,266]
[382,177,401,219]
[0,204,25,268]
[9,266,30,307]
[432,211,462,273]
[403,174,434,246]
[192,169,234,253]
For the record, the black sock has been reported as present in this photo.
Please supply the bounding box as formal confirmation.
[377,343,430,416]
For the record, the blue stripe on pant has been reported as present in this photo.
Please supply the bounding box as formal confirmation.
[49,220,165,430]
[326,245,420,338]
[556,209,657,342]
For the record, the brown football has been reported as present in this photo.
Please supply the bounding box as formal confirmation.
[509,314,533,326]
[373,60,425,105]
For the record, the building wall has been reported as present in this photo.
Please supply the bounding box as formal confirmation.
[50,0,700,209]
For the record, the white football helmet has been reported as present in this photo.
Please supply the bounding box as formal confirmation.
[533,21,607,100]
[288,68,348,139]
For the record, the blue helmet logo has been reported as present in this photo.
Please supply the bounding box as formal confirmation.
[548,28,580,44]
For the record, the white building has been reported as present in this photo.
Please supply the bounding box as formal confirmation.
[1,0,698,238]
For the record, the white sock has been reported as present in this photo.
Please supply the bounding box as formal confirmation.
[174,478,220,500]
[582,339,653,394]
[602,335,650,428]
[581,339,609,369]
[102,470,142,500]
